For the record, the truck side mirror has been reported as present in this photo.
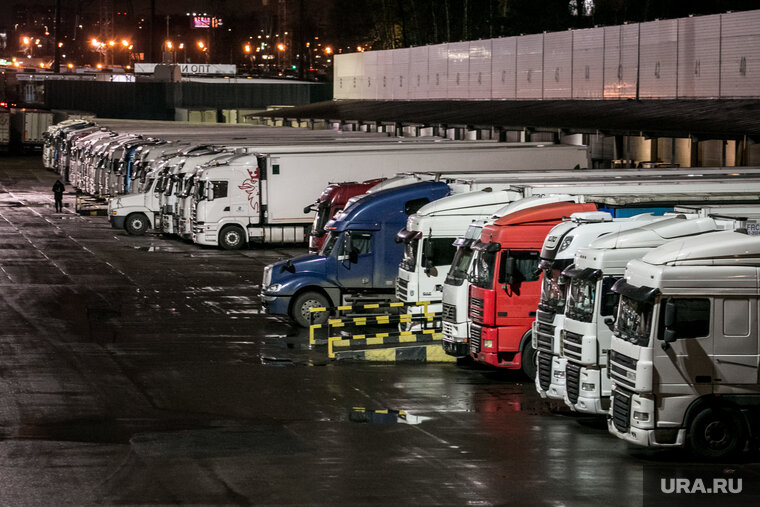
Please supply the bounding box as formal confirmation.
[504,256,517,286]
[424,261,438,277]
[349,250,358,264]
[662,329,677,350]
[206,181,214,201]
[303,204,313,213]
[603,316,615,331]
[663,299,676,328]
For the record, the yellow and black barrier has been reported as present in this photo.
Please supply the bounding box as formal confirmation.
[309,312,440,345]
[349,407,407,423]
[328,328,441,358]
[308,300,432,322]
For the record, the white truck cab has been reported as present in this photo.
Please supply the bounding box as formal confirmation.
[533,212,663,401]
[396,188,524,312]
[608,230,760,459]
[561,214,758,415]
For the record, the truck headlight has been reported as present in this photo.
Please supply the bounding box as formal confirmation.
[581,382,595,392]
[626,370,636,382]
[266,284,282,293]
[483,340,493,349]
[553,370,565,379]
[633,411,649,422]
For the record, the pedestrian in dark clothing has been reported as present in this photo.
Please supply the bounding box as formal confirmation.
[52,180,65,213]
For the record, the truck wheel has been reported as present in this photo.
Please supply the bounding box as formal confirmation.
[125,213,149,235]
[291,291,329,328]
[220,226,245,250]
[521,338,537,379]
[688,406,746,460]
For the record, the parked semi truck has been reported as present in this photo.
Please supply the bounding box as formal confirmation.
[468,201,598,377]
[305,179,386,252]
[560,212,760,415]
[533,213,668,401]
[261,181,451,326]
[608,230,760,459]
[192,143,589,249]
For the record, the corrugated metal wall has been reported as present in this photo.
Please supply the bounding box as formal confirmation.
[45,80,331,119]
[334,9,760,101]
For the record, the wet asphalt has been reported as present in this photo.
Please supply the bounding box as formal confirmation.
[0,155,758,506]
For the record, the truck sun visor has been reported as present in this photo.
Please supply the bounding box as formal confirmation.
[561,266,602,281]
[472,240,500,252]
[611,279,660,302]
[396,228,423,243]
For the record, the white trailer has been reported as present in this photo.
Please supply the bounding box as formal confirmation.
[11,108,54,151]
[191,143,590,249]
[0,107,12,153]
[608,230,760,459]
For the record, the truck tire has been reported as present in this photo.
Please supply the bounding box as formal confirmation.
[125,213,149,235]
[291,291,330,328]
[219,225,245,250]
[521,338,537,379]
[688,406,746,460]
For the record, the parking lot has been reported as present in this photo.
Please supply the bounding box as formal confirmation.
[0,155,758,505]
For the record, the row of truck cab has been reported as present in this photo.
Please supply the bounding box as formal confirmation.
[261,171,760,460]
[43,119,760,459]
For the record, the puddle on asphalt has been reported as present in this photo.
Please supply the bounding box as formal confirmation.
[348,407,431,425]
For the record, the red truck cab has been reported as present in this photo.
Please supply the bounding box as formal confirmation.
[468,201,597,377]
[306,178,386,252]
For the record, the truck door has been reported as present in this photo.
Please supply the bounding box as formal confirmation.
[495,250,541,349]
[336,232,374,289]
[713,297,759,389]
[653,297,714,392]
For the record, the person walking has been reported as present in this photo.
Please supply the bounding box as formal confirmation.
[52,179,65,213]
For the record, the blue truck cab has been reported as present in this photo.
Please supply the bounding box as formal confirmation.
[260,181,451,326]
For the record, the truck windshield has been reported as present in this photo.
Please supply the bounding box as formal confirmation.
[311,202,332,237]
[539,268,566,314]
[320,232,341,256]
[400,239,419,272]
[566,277,597,323]
[615,296,654,346]
[471,250,496,289]
[445,246,474,287]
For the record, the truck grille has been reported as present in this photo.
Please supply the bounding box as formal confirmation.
[470,324,482,354]
[536,308,554,324]
[566,362,581,404]
[537,352,552,392]
[470,297,484,323]
[442,321,456,342]
[442,303,456,323]
[609,351,637,390]
[535,321,555,353]
[612,387,633,433]
[563,330,583,361]
[396,277,409,301]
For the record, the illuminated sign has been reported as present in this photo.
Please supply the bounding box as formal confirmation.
[192,16,223,28]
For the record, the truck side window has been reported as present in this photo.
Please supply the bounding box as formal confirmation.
[510,250,541,282]
[404,198,429,216]
[422,238,457,267]
[349,233,372,255]
[212,180,228,198]
[600,276,620,316]
[659,298,711,339]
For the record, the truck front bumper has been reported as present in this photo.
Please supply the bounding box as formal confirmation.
[260,293,291,316]
[109,215,126,229]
